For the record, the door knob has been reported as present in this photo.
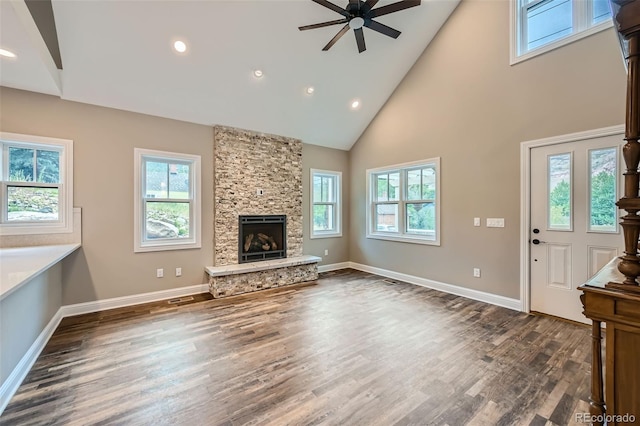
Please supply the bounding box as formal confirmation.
[532,239,546,245]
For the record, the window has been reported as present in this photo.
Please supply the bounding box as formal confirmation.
[548,152,573,231]
[511,0,612,63]
[134,148,201,252]
[0,132,73,235]
[367,158,440,245]
[310,169,341,238]
[588,147,618,233]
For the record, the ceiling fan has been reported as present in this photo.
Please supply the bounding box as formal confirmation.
[299,0,421,53]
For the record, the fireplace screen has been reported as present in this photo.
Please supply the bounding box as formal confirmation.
[238,215,286,263]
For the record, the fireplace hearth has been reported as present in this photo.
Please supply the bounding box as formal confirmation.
[238,215,286,263]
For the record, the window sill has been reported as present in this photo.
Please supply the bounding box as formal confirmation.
[366,232,440,246]
[310,232,343,239]
[510,19,613,66]
[134,241,201,253]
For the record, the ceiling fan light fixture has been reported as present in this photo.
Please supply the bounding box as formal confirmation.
[0,48,17,58]
[253,69,264,79]
[173,40,187,53]
[349,17,365,30]
[306,86,315,95]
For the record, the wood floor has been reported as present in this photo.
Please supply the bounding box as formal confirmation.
[1,269,594,426]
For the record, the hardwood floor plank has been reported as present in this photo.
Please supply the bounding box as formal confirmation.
[1,269,593,425]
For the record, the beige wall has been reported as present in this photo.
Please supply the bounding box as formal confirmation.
[302,143,350,266]
[0,87,214,304]
[349,0,626,299]
[0,88,352,306]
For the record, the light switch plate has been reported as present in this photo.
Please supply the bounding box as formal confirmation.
[474,217,480,227]
[486,218,505,228]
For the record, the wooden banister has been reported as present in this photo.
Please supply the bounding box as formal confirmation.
[609,0,640,290]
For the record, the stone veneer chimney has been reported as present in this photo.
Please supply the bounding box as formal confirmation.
[213,125,303,266]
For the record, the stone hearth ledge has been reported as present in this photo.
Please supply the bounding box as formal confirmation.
[206,255,321,298]
[206,255,321,277]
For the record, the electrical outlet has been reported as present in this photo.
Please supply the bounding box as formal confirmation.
[256,189,264,195]
[156,268,164,278]
[474,217,480,227]
[473,268,481,278]
[176,267,182,277]
[324,249,329,256]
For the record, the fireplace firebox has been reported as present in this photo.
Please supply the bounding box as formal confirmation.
[238,215,286,263]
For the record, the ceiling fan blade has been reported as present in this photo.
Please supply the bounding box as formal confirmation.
[311,0,350,18]
[299,18,349,31]
[370,0,421,18]
[364,19,401,39]
[362,0,380,12]
[354,28,366,53]
[322,23,351,51]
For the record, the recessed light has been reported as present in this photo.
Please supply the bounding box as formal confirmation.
[306,86,315,95]
[0,48,17,58]
[351,99,361,109]
[173,40,187,53]
[253,69,264,78]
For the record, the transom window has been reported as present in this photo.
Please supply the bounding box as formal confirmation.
[367,158,440,245]
[511,0,612,63]
[0,132,73,235]
[134,148,201,252]
[310,169,342,238]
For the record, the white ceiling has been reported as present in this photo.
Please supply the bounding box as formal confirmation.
[0,0,459,150]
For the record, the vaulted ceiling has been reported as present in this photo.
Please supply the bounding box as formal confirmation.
[0,0,459,150]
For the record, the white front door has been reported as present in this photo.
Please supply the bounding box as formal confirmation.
[530,134,624,323]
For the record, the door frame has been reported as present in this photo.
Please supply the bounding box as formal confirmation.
[519,124,624,313]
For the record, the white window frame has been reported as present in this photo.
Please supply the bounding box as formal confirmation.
[366,158,441,246]
[310,169,342,239]
[134,148,201,252]
[510,0,613,65]
[0,132,73,235]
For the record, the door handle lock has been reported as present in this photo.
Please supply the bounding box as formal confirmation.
[531,239,546,245]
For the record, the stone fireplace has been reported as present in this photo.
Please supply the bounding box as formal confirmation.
[239,215,286,263]
[206,125,319,298]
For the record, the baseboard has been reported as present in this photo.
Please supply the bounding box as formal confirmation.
[0,308,63,415]
[348,262,522,311]
[60,283,211,317]
[318,262,351,273]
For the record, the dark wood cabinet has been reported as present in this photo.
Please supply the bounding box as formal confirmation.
[580,259,640,425]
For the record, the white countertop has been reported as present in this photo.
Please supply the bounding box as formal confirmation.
[0,243,81,301]
[206,255,322,277]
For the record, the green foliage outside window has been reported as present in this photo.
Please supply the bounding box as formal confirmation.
[549,180,570,226]
[591,171,616,228]
[407,203,435,233]
[549,173,616,229]
[9,147,60,183]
